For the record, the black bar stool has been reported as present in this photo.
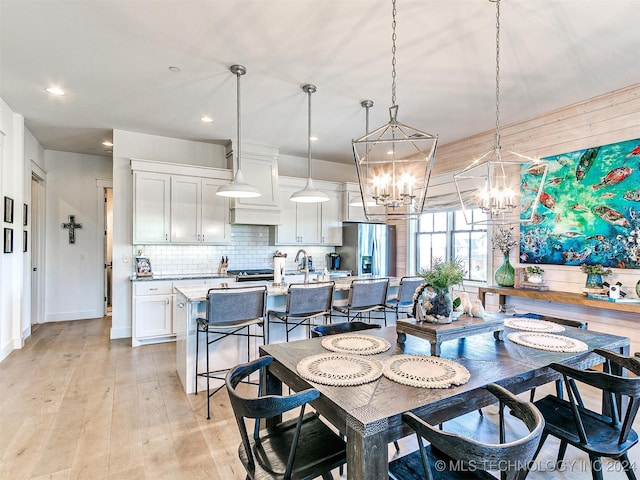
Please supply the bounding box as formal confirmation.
[195,285,267,419]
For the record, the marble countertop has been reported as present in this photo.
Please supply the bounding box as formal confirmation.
[174,276,400,302]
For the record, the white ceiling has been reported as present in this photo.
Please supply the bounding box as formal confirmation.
[1,0,639,163]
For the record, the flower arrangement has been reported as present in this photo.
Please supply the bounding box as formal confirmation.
[418,258,465,289]
[491,225,517,256]
[579,264,612,276]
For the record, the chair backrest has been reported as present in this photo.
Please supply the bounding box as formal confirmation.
[226,356,320,476]
[311,321,381,337]
[513,312,587,329]
[205,285,267,326]
[396,276,425,305]
[551,348,640,446]
[403,383,544,480]
[348,278,389,308]
[286,281,334,316]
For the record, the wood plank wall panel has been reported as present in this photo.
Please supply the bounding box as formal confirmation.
[429,83,640,345]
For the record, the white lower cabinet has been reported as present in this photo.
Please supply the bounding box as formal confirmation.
[133,281,173,346]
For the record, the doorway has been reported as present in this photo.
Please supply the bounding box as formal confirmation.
[30,171,46,325]
[104,187,113,315]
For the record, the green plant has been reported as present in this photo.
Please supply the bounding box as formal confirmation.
[418,258,465,289]
[452,297,462,309]
[526,265,544,275]
[580,264,612,276]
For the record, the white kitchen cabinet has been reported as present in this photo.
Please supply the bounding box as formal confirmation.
[133,281,173,346]
[171,176,230,244]
[274,184,320,244]
[133,171,170,243]
[320,188,342,245]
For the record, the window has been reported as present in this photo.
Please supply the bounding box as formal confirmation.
[416,209,488,282]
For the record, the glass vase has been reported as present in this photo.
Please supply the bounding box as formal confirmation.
[430,287,453,319]
[494,254,515,287]
[585,273,603,288]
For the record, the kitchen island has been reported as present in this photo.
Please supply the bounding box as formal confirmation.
[174,276,399,394]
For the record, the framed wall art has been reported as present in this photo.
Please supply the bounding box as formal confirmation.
[4,196,13,223]
[520,137,640,269]
[4,228,13,253]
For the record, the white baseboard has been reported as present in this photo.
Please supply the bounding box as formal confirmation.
[0,339,14,363]
[45,310,102,322]
[110,326,131,340]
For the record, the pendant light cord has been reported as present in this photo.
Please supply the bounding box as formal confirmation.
[307,86,312,179]
[236,68,242,172]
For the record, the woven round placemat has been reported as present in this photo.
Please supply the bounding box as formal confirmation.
[296,353,384,386]
[507,332,588,353]
[382,354,470,389]
[504,317,565,333]
[321,334,391,355]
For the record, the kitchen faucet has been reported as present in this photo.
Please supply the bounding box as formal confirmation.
[294,249,309,283]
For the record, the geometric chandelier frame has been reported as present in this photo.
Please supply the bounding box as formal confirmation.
[454,0,547,226]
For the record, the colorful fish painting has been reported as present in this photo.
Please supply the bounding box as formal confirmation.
[520,136,640,268]
[575,146,600,181]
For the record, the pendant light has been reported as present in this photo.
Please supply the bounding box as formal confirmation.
[216,64,261,198]
[290,84,329,203]
[352,0,438,221]
[349,100,379,208]
[453,0,547,225]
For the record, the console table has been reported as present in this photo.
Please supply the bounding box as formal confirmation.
[478,286,640,314]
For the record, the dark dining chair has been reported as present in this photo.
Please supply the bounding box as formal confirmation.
[226,356,347,480]
[332,277,389,325]
[513,313,588,402]
[195,285,267,419]
[389,383,544,480]
[310,320,381,337]
[267,281,334,342]
[531,348,640,480]
[386,276,425,321]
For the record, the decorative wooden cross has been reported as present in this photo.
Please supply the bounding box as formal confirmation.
[62,215,82,244]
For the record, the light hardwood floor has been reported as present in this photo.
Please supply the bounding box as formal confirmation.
[1,317,638,479]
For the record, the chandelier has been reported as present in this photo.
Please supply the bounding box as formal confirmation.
[454,0,547,225]
[217,64,261,198]
[352,0,438,221]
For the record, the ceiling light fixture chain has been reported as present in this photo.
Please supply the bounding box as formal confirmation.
[494,0,501,151]
[390,0,397,110]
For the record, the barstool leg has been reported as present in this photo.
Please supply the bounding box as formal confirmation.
[206,331,211,420]
[195,326,200,395]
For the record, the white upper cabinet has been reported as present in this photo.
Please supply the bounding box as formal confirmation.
[273,177,342,246]
[132,159,232,245]
[133,171,170,243]
[171,176,230,244]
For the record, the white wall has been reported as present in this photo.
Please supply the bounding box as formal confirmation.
[22,128,44,338]
[111,130,227,339]
[43,150,111,322]
[0,97,26,362]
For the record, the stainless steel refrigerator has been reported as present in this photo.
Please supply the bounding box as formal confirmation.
[336,223,396,277]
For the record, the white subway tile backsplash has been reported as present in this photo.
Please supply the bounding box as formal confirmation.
[134,225,335,275]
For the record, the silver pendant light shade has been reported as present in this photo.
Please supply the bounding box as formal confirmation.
[290,84,329,203]
[216,64,262,198]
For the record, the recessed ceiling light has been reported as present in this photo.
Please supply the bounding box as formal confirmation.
[106,150,113,154]
[310,136,318,142]
[102,141,113,147]
[200,115,214,123]
[45,86,66,96]
[168,66,181,73]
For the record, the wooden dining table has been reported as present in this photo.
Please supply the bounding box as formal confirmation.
[259,324,629,480]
